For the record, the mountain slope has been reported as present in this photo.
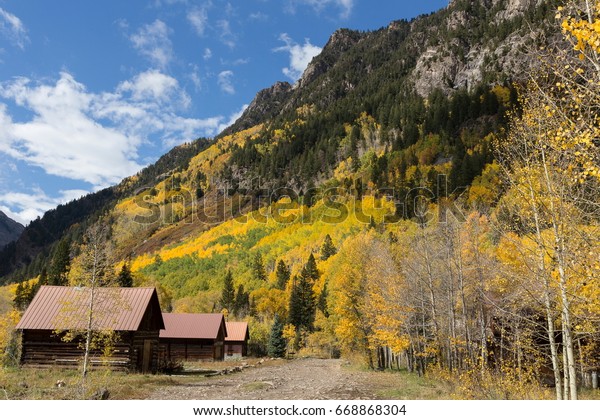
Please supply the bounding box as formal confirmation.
[0,0,556,285]
[0,211,23,248]
[0,138,212,281]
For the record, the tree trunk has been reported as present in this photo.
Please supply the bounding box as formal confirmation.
[526,156,564,399]
[82,241,100,383]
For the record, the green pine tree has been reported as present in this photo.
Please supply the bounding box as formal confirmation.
[252,252,267,282]
[288,276,303,328]
[220,269,235,311]
[117,262,134,287]
[288,264,317,332]
[297,270,316,331]
[48,238,71,286]
[268,315,287,358]
[319,234,337,261]
[233,284,250,318]
[38,266,48,285]
[302,253,319,282]
[275,260,291,290]
[318,282,329,318]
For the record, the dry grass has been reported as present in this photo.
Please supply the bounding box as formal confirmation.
[340,361,453,400]
[0,357,273,400]
[2,358,599,400]
[0,366,183,400]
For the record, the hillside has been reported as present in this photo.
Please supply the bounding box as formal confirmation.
[0,0,560,284]
[0,211,23,249]
[0,0,557,291]
[4,0,599,400]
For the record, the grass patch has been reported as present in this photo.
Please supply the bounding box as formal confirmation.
[0,367,202,400]
[340,362,454,400]
[374,370,453,400]
[0,357,267,400]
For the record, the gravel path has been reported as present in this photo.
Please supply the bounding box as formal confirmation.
[147,358,381,400]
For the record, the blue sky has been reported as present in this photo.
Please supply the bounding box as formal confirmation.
[0,0,448,225]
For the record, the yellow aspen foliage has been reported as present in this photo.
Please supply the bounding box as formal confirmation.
[188,125,263,176]
[560,2,600,56]
[251,287,287,320]
[0,309,21,366]
[467,162,502,209]
[326,231,407,367]
[282,323,296,345]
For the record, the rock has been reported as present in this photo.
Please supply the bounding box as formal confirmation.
[55,380,66,388]
[91,388,110,400]
[296,29,363,90]
[413,0,543,97]
[221,81,292,135]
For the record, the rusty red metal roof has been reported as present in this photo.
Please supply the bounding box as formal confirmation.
[225,322,249,342]
[160,313,226,339]
[15,286,164,331]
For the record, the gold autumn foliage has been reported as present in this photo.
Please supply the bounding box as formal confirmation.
[3,2,600,402]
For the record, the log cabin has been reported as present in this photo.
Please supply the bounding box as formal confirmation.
[224,321,250,359]
[159,313,227,362]
[15,285,165,373]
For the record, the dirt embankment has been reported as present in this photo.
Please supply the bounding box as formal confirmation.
[147,358,385,400]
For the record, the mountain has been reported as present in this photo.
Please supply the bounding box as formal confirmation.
[0,139,212,280]
[5,0,600,392]
[227,0,555,135]
[0,0,556,284]
[0,211,24,249]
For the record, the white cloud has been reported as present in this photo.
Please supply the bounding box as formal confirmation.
[203,47,213,60]
[275,34,322,81]
[152,0,189,6]
[0,73,142,187]
[249,12,268,21]
[217,19,236,48]
[0,71,227,191]
[187,5,209,36]
[162,115,222,148]
[288,0,354,19]
[0,188,90,226]
[117,69,190,108]
[0,7,28,49]
[188,65,202,91]
[217,70,235,94]
[130,20,173,69]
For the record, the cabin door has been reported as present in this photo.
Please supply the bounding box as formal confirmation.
[142,339,152,373]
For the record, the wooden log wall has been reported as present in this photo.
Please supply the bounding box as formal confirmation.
[20,330,133,371]
[130,330,160,372]
[20,329,161,372]
[225,343,244,359]
[159,339,222,362]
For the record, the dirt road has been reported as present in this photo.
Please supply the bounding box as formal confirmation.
[147,358,387,400]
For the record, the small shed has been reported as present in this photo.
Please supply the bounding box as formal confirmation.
[159,313,227,362]
[225,321,250,359]
[15,285,165,373]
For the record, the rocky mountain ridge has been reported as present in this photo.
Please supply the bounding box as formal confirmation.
[226,0,555,135]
